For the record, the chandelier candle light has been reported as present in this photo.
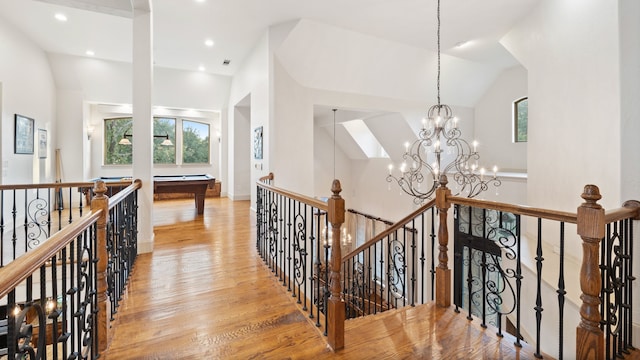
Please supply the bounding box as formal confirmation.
[386,0,500,204]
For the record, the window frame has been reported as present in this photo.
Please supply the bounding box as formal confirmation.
[513,97,528,143]
[181,119,211,164]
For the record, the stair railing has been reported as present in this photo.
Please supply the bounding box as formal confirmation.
[434,178,639,359]
[0,179,141,358]
[341,200,437,318]
[0,179,133,267]
[256,175,346,350]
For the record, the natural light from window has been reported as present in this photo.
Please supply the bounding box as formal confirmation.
[342,119,389,158]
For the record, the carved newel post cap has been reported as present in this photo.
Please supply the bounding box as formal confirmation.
[438,174,448,188]
[331,179,342,198]
[581,184,602,209]
[94,180,108,198]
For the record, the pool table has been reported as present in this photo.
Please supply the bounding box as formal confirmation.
[152,174,215,214]
[92,174,215,215]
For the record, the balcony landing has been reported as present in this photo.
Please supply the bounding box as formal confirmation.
[100,198,550,359]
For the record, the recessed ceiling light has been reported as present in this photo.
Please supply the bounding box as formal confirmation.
[195,0,205,3]
[455,40,470,48]
[204,39,214,47]
[198,65,206,72]
[86,50,95,56]
[54,13,67,22]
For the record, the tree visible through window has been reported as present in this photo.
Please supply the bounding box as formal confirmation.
[102,117,211,165]
[153,117,176,164]
[104,117,132,165]
[182,120,210,164]
[514,97,528,143]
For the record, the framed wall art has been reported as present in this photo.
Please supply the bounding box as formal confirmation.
[38,129,47,159]
[14,114,34,154]
[254,126,263,160]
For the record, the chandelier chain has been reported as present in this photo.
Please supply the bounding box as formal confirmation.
[333,108,337,180]
[436,0,441,107]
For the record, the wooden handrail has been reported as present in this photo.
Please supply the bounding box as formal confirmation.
[259,172,274,183]
[0,210,102,299]
[257,180,328,211]
[0,180,130,191]
[448,195,578,223]
[108,179,143,210]
[342,199,435,261]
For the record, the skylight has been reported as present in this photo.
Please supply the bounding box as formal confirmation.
[342,119,388,158]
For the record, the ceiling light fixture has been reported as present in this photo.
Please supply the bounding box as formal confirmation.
[386,0,500,203]
[86,50,95,56]
[54,13,67,22]
[198,65,206,71]
[204,39,214,47]
[119,131,173,146]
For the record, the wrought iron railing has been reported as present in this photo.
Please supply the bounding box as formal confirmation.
[256,174,638,358]
[446,185,639,359]
[256,175,346,350]
[342,201,436,318]
[0,180,133,267]
[0,179,141,358]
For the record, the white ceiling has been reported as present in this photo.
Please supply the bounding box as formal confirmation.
[0,0,539,76]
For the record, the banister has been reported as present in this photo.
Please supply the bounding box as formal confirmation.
[257,180,329,211]
[107,179,143,210]
[0,210,102,299]
[342,199,436,261]
[259,172,274,183]
[448,195,578,223]
[605,200,640,223]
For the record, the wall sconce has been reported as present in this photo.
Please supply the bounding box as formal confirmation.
[87,126,94,140]
[119,131,174,146]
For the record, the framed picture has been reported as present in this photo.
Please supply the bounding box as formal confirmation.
[14,114,34,154]
[254,126,263,160]
[38,129,47,159]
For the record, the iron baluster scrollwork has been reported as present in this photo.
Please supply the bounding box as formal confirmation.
[454,205,521,340]
[268,197,279,273]
[387,233,406,305]
[601,219,636,359]
[25,190,51,250]
[292,206,308,307]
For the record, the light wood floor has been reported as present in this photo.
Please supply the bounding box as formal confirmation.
[101,197,546,359]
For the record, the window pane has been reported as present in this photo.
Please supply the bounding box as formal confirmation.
[515,98,528,143]
[153,117,176,164]
[182,120,210,164]
[104,117,132,165]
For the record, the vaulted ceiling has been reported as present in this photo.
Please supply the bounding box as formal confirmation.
[0,0,538,77]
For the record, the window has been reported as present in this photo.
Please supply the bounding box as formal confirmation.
[104,117,132,165]
[513,97,528,142]
[153,117,176,164]
[104,117,201,165]
[182,120,210,164]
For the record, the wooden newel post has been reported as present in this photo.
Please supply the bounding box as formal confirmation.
[91,180,111,352]
[576,184,605,360]
[327,179,345,351]
[435,175,451,308]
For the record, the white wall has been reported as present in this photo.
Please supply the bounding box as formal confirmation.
[474,65,527,172]
[272,58,314,195]
[227,32,270,205]
[0,19,57,184]
[502,0,622,211]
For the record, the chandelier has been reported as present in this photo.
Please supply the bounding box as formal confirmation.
[386,0,500,204]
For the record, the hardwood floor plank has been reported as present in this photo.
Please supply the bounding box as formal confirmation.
[102,198,548,359]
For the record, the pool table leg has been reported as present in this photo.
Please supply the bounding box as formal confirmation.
[195,191,206,215]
